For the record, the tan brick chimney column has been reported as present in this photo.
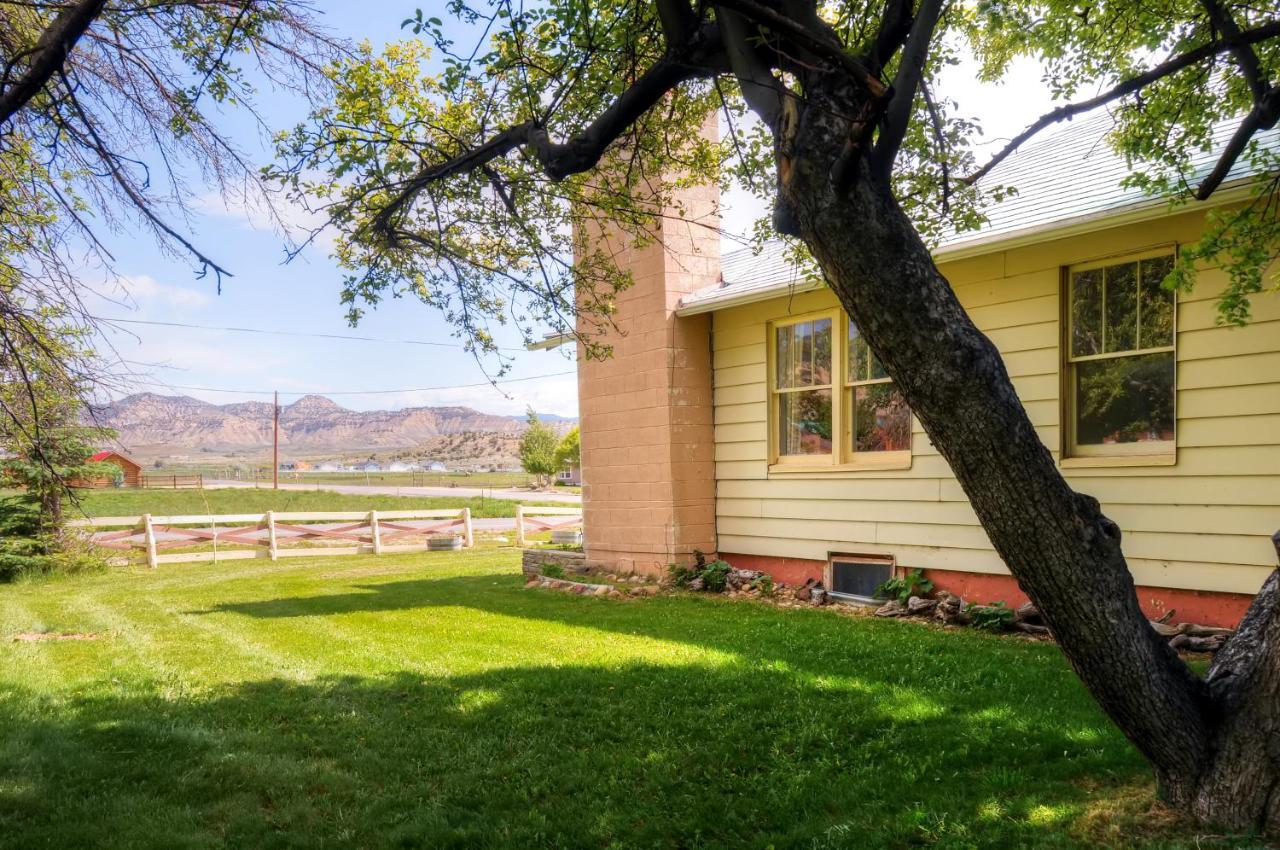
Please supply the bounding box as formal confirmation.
[575,168,719,576]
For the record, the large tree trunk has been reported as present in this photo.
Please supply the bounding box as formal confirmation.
[776,72,1280,832]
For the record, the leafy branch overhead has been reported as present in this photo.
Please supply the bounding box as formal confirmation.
[277,0,1280,360]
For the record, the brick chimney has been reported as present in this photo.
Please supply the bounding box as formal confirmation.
[575,132,720,576]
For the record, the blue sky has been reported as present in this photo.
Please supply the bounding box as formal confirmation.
[89,1,1053,416]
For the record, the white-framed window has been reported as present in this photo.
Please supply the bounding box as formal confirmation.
[1065,249,1177,458]
[768,311,912,470]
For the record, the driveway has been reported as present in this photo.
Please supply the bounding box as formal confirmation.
[204,479,582,505]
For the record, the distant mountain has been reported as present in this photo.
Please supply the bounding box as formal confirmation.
[93,392,575,455]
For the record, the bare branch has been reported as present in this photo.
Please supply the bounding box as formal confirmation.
[870,0,915,75]
[0,0,105,126]
[871,0,942,180]
[962,20,1280,187]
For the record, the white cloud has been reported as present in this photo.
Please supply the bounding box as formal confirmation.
[193,188,338,257]
[104,274,212,310]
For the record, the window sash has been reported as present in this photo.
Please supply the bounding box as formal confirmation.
[1064,248,1177,458]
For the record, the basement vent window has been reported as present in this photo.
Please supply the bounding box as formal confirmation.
[827,555,895,602]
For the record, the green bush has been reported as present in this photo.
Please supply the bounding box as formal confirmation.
[669,551,733,593]
[874,568,934,604]
[0,494,103,582]
[967,601,1016,632]
[540,563,565,579]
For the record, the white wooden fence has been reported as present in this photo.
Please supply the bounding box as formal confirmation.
[513,505,583,547]
[69,509,474,568]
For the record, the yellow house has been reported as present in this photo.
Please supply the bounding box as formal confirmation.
[572,116,1279,627]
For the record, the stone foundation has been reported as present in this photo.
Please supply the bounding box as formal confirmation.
[520,548,587,580]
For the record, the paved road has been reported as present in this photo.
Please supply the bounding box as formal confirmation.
[205,479,582,505]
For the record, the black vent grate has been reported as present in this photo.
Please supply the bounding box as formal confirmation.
[830,558,893,600]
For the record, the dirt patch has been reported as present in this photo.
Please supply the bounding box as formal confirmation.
[11,631,99,643]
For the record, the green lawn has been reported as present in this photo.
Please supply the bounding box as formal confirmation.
[0,551,1245,849]
[64,487,559,519]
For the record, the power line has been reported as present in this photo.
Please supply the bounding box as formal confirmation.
[128,370,577,397]
[92,315,534,353]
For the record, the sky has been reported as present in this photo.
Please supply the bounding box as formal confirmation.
[89,1,1058,417]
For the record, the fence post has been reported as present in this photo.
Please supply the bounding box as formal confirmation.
[462,507,474,548]
[514,504,525,548]
[266,510,278,561]
[142,514,157,569]
[370,510,382,555]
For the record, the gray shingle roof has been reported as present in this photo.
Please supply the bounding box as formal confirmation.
[680,113,1276,314]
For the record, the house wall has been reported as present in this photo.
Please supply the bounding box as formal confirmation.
[576,176,720,575]
[711,209,1280,626]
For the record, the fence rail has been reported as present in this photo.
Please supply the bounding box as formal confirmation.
[514,505,583,547]
[69,509,474,568]
[140,473,204,489]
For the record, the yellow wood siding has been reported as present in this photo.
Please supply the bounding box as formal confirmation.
[711,210,1280,595]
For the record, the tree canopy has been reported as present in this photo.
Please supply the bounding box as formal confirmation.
[278,0,1280,362]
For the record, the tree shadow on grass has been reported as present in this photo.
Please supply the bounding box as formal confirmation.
[0,657,1174,850]
[0,574,1206,847]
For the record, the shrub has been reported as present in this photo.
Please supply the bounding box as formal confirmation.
[669,550,733,593]
[541,563,565,579]
[874,569,934,605]
[967,601,1016,632]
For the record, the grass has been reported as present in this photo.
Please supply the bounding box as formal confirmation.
[0,550,1257,849]
[63,487,563,520]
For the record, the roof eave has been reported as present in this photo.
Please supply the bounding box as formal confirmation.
[674,180,1254,317]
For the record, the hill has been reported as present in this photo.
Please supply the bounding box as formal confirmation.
[92,393,575,458]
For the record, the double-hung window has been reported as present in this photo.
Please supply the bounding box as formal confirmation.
[773,316,834,461]
[770,313,912,469]
[1065,250,1176,458]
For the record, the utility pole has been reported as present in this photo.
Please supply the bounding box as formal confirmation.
[273,390,280,490]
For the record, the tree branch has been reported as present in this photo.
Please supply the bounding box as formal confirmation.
[871,0,942,180]
[0,0,106,127]
[716,5,787,127]
[371,26,727,238]
[712,0,886,97]
[654,0,696,46]
[1200,0,1267,101]
[1195,86,1280,200]
[962,20,1280,187]
[870,0,915,75]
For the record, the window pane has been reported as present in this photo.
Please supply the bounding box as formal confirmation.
[1074,351,1174,446]
[1104,261,1138,353]
[1139,255,1175,348]
[852,384,912,453]
[1071,269,1103,357]
[777,320,832,389]
[776,323,794,388]
[848,319,888,382]
[778,389,832,456]
[848,320,869,382]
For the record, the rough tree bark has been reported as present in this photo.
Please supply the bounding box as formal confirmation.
[773,69,1280,831]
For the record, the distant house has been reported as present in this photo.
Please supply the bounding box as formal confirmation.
[316,461,343,472]
[356,460,382,472]
[74,450,142,488]
[388,461,420,472]
[293,460,313,471]
[426,461,447,473]
[557,463,582,486]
